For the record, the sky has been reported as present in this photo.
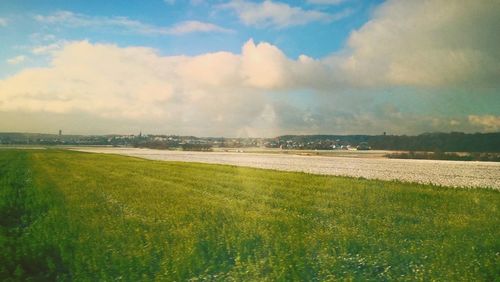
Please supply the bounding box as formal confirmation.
[0,0,499,137]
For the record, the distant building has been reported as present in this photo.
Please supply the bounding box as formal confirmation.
[59,129,62,136]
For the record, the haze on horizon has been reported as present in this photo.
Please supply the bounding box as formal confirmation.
[0,0,499,137]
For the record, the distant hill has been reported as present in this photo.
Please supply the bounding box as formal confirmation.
[1,131,499,152]
[276,132,500,152]
[0,132,112,145]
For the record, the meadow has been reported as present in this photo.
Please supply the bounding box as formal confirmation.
[75,147,500,189]
[1,149,499,281]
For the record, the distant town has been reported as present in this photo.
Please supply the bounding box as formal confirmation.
[1,131,499,153]
[0,131,358,150]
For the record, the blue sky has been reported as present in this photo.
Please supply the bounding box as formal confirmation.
[0,0,499,136]
[0,0,381,71]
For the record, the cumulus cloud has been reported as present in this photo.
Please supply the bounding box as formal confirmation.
[2,42,176,118]
[34,11,231,35]
[0,39,342,135]
[0,40,288,135]
[0,39,325,113]
[219,0,343,28]
[29,1,500,89]
[334,0,500,87]
[1,0,499,135]
[241,40,334,89]
[3,38,492,136]
[468,115,500,132]
[220,0,500,89]
[6,55,26,65]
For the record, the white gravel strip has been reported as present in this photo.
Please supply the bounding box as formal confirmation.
[73,147,500,189]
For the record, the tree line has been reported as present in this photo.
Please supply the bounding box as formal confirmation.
[278,132,500,152]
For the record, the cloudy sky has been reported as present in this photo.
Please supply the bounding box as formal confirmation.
[0,0,499,137]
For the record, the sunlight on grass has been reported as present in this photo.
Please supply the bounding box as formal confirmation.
[1,149,499,280]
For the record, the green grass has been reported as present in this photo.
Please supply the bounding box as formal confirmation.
[1,149,499,281]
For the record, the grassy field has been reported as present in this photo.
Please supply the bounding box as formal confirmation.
[1,149,499,281]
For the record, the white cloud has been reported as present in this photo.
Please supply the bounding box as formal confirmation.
[190,0,205,6]
[34,11,231,35]
[32,41,66,55]
[6,55,26,65]
[0,40,283,135]
[468,115,500,132]
[168,21,232,34]
[1,1,499,135]
[30,33,57,42]
[0,18,7,27]
[241,39,290,88]
[1,42,177,118]
[33,2,497,89]
[333,0,500,87]
[307,0,346,5]
[220,0,338,28]
[0,39,347,135]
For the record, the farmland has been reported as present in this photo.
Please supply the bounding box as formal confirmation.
[76,147,500,189]
[1,149,499,281]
